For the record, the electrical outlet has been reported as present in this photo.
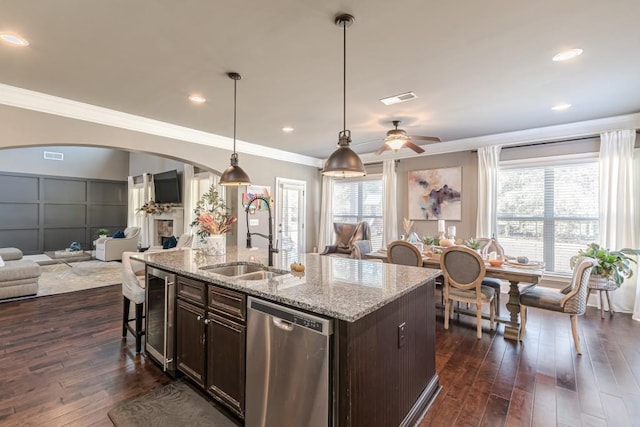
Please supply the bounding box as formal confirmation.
[249,219,259,227]
[398,322,406,348]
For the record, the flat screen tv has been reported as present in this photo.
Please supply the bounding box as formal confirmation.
[153,169,181,203]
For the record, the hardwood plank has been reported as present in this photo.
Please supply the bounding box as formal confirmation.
[4,284,640,426]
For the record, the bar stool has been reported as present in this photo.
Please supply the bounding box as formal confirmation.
[121,251,146,353]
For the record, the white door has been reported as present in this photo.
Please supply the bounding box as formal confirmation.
[275,178,306,255]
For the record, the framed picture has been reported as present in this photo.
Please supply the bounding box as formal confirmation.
[408,167,462,220]
[242,185,272,211]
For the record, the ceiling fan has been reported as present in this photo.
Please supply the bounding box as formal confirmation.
[375,120,441,155]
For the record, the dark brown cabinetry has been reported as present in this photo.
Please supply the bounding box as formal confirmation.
[206,285,246,418]
[176,299,205,387]
[174,275,246,419]
[176,276,207,387]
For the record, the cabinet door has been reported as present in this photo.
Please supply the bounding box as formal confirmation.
[206,313,246,418]
[176,299,205,387]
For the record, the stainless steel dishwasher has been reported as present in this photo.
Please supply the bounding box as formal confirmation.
[246,296,333,427]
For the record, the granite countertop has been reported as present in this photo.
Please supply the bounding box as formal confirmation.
[133,247,441,322]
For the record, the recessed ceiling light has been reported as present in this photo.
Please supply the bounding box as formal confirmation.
[282,127,294,133]
[552,103,572,111]
[0,32,29,46]
[380,91,418,106]
[552,48,583,62]
[188,94,206,104]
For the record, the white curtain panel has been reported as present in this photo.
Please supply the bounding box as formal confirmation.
[140,173,153,247]
[632,147,640,319]
[127,176,136,227]
[598,129,638,315]
[383,159,398,248]
[476,145,501,238]
[317,175,333,252]
[183,164,195,234]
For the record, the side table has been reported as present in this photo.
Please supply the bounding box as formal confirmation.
[587,277,617,319]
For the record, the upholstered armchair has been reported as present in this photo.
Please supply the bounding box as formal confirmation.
[320,221,372,258]
[519,256,597,355]
[95,227,141,261]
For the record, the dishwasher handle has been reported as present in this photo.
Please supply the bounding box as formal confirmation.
[272,318,294,332]
[248,296,333,336]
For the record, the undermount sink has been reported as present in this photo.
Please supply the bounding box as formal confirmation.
[235,270,283,281]
[200,262,288,281]
[200,263,266,277]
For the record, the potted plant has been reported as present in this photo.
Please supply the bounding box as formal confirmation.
[190,185,237,255]
[570,242,639,288]
[464,237,481,251]
[97,228,109,238]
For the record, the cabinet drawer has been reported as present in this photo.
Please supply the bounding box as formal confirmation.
[177,276,206,306]
[208,286,246,322]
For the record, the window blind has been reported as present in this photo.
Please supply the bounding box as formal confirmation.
[496,161,599,273]
[332,177,384,251]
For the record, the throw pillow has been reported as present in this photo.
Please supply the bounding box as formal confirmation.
[112,230,126,239]
[163,236,178,249]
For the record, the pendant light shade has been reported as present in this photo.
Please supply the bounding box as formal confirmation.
[322,13,366,177]
[220,72,251,186]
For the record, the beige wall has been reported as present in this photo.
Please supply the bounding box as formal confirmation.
[0,104,321,251]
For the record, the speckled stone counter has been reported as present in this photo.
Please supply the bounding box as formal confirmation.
[133,247,440,322]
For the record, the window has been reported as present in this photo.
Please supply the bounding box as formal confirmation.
[496,159,599,274]
[331,176,384,251]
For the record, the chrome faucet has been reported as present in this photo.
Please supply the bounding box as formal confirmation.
[245,195,278,267]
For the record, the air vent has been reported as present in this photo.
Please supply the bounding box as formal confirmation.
[44,151,64,161]
[380,91,418,106]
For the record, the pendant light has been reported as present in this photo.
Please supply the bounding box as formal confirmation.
[220,72,251,186]
[322,13,366,177]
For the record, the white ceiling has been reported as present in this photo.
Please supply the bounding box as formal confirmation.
[1,0,639,161]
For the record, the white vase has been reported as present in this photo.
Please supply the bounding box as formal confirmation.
[206,234,226,255]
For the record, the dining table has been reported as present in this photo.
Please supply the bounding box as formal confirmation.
[365,250,545,340]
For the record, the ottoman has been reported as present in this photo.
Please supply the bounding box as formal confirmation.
[0,259,41,299]
[0,247,23,261]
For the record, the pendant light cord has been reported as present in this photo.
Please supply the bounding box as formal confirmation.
[342,20,346,131]
[233,78,237,154]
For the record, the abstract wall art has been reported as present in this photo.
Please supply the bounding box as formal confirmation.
[408,167,462,220]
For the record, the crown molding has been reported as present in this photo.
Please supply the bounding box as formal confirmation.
[360,112,640,163]
[0,83,324,168]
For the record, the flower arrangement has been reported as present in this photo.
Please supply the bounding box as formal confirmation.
[190,185,237,240]
[137,201,177,216]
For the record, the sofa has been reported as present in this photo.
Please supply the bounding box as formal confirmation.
[0,247,41,300]
[95,227,141,261]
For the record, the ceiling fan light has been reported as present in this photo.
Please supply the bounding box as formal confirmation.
[386,138,407,151]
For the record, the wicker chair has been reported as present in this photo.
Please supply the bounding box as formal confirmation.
[519,257,596,355]
[440,246,495,339]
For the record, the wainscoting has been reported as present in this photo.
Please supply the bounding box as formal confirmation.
[0,172,127,254]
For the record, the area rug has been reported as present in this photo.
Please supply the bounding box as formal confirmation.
[36,260,122,297]
[108,381,239,427]
[0,260,123,304]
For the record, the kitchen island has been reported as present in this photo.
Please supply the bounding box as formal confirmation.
[134,248,441,426]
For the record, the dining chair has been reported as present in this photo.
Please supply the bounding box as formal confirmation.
[387,240,422,266]
[519,256,596,355]
[440,246,495,339]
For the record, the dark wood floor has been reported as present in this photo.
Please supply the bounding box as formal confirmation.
[2,286,640,426]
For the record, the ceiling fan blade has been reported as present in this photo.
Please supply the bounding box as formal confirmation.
[375,144,390,155]
[409,135,441,142]
[405,141,425,153]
